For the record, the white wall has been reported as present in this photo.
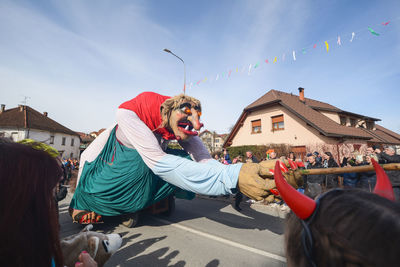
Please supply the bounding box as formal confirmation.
[0,127,80,159]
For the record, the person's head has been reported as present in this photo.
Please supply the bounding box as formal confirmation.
[214,154,220,160]
[270,151,277,159]
[273,160,399,267]
[223,149,228,155]
[313,151,319,158]
[385,146,396,156]
[246,151,253,158]
[366,146,375,155]
[0,142,64,266]
[366,154,378,164]
[160,94,203,141]
[288,152,296,160]
[323,151,333,160]
[307,153,315,164]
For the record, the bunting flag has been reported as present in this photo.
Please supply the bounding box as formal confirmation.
[190,19,393,87]
[350,32,355,42]
[368,27,380,36]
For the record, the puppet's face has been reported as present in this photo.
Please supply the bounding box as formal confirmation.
[169,101,203,140]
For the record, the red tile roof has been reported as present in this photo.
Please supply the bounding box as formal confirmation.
[0,105,78,136]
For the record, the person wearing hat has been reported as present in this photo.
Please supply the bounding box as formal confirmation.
[313,151,322,165]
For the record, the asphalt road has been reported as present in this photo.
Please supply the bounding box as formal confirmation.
[59,194,287,267]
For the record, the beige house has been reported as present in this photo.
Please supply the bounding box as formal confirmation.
[224,88,400,161]
[199,130,228,153]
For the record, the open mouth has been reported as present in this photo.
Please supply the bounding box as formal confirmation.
[177,120,199,136]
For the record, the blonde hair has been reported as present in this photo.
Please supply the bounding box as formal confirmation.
[159,94,201,128]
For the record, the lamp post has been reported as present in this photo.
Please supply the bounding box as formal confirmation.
[163,48,186,94]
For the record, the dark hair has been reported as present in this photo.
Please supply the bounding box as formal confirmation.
[0,142,64,267]
[288,152,296,160]
[285,189,400,267]
[324,151,333,159]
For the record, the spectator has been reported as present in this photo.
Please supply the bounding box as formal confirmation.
[375,146,400,200]
[322,151,339,189]
[288,152,296,161]
[278,170,400,267]
[341,157,358,188]
[269,151,277,160]
[376,146,400,164]
[246,151,259,163]
[232,156,244,211]
[313,151,322,165]
[358,154,377,192]
[0,141,97,267]
[304,153,324,198]
[223,149,232,164]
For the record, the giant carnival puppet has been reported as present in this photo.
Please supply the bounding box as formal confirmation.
[70,92,296,224]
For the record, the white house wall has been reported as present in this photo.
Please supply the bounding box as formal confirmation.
[231,104,335,147]
[0,127,80,159]
[28,130,80,159]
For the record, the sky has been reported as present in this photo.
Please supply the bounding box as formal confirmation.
[1,0,399,135]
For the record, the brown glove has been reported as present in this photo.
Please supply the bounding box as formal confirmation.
[237,163,276,201]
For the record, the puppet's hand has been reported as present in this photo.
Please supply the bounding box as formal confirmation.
[237,163,276,201]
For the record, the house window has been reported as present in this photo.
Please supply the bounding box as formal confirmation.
[251,119,262,134]
[206,138,212,143]
[70,153,74,158]
[366,121,375,130]
[215,139,220,143]
[71,138,74,146]
[350,118,356,127]
[50,135,54,144]
[340,116,347,126]
[272,115,284,131]
[62,137,66,146]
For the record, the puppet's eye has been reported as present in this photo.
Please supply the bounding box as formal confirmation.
[197,111,202,117]
[181,106,192,115]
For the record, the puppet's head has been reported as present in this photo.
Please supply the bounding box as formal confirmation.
[160,94,203,141]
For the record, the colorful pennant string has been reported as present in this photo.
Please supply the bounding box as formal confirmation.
[350,32,355,42]
[189,19,393,87]
[368,27,380,36]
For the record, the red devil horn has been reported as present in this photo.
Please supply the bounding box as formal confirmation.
[274,161,316,219]
[371,158,395,201]
[288,159,298,170]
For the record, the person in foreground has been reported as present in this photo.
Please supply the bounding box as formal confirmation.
[273,158,400,267]
[0,141,97,267]
[70,92,279,224]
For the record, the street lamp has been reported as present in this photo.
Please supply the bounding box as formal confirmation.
[163,48,186,94]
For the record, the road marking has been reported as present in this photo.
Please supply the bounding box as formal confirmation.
[154,217,286,263]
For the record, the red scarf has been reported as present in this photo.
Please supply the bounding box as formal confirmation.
[119,92,176,140]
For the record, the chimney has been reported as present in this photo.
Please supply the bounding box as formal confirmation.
[43,112,48,117]
[298,87,305,102]
[0,104,5,113]
[19,105,24,112]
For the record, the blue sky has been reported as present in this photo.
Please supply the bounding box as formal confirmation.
[1,0,399,135]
